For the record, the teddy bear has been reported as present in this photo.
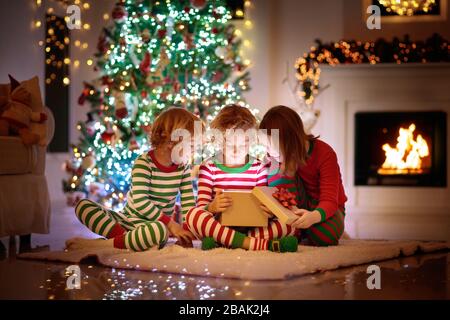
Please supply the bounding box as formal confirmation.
[0,75,47,145]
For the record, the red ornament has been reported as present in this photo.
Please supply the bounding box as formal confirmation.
[164,76,172,84]
[173,81,181,93]
[184,7,191,13]
[190,0,207,10]
[139,52,151,75]
[97,34,109,54]
[212,71,224,83]
[235,64,244,72]
[141,124,152,134]
[78,84,94,106]
[272,187,297,208]
[112,5,128,22]
[101,130,115,144]
[212,27,219,34]
[129,137,139,151]
[184,33,194,50]
[115,106,128,119]
[158,29,167,39]
[102,76,113,86]
[141,90,148,98]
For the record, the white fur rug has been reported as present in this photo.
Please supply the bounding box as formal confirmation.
[18,240,449,280]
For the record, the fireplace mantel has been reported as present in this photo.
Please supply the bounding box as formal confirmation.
[314,63,450,241]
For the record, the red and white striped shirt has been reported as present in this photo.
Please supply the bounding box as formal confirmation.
[196,159,269,208]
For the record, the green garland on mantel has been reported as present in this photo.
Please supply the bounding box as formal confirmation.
[295,33,450,104]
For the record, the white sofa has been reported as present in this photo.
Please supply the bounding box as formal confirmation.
[0,107,55,237]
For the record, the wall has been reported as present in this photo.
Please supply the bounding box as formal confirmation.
[245,0,345,114]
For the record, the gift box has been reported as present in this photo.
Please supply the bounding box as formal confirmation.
[252,186,298,225]
[220,191,268,227]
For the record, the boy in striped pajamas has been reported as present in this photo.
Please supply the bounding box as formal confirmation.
[186,105,298,252]
[66,108,198,252]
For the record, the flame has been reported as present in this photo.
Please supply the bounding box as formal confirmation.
[378,124,430,175]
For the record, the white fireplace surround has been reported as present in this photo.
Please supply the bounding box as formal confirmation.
[314,63,450,241]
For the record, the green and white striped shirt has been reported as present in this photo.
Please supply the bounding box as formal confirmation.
[123,150,195,225]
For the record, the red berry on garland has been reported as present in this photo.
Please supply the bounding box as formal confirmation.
[184,7,191,13]
[212,27,219,34]
[141,90,148,98]
[190,0,207,10]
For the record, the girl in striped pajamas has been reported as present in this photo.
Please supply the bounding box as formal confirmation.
[260,106,347,246]
[186,105,298,252]
[66,108,198,251]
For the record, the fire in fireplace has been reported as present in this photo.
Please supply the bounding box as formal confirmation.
[355,111,447,187]
[378,123,431,175]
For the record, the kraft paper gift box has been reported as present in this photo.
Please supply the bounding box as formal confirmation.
[220,191,268,227]
[252,186,298,225]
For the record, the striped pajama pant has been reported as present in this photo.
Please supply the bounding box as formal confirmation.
[296,181,346,247]
[186,207,296,247]
[301,208,345,246]
[75,199,168,251]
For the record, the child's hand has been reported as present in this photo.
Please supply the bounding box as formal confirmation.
[289,208,322,229]
[168,221,196,244]
[208,189,232,214]
[260,204,275,219]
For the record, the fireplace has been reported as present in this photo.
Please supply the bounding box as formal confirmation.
[355,111,447,187]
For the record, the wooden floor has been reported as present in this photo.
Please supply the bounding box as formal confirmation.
[0,201,449,300]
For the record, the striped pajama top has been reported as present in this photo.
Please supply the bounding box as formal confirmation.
[196,158,269,208]
[122,150,195,225]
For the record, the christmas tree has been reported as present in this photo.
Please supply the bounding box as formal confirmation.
[63,0,252,209]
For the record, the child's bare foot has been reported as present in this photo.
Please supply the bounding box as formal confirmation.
[65,237,113,250]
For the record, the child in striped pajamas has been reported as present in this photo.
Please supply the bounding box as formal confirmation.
[260,106,347,246]
[66,108,198,251]
[186,105,298,252]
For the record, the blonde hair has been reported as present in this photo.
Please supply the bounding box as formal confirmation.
[150,107,201,147]
[210,104,257,131]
